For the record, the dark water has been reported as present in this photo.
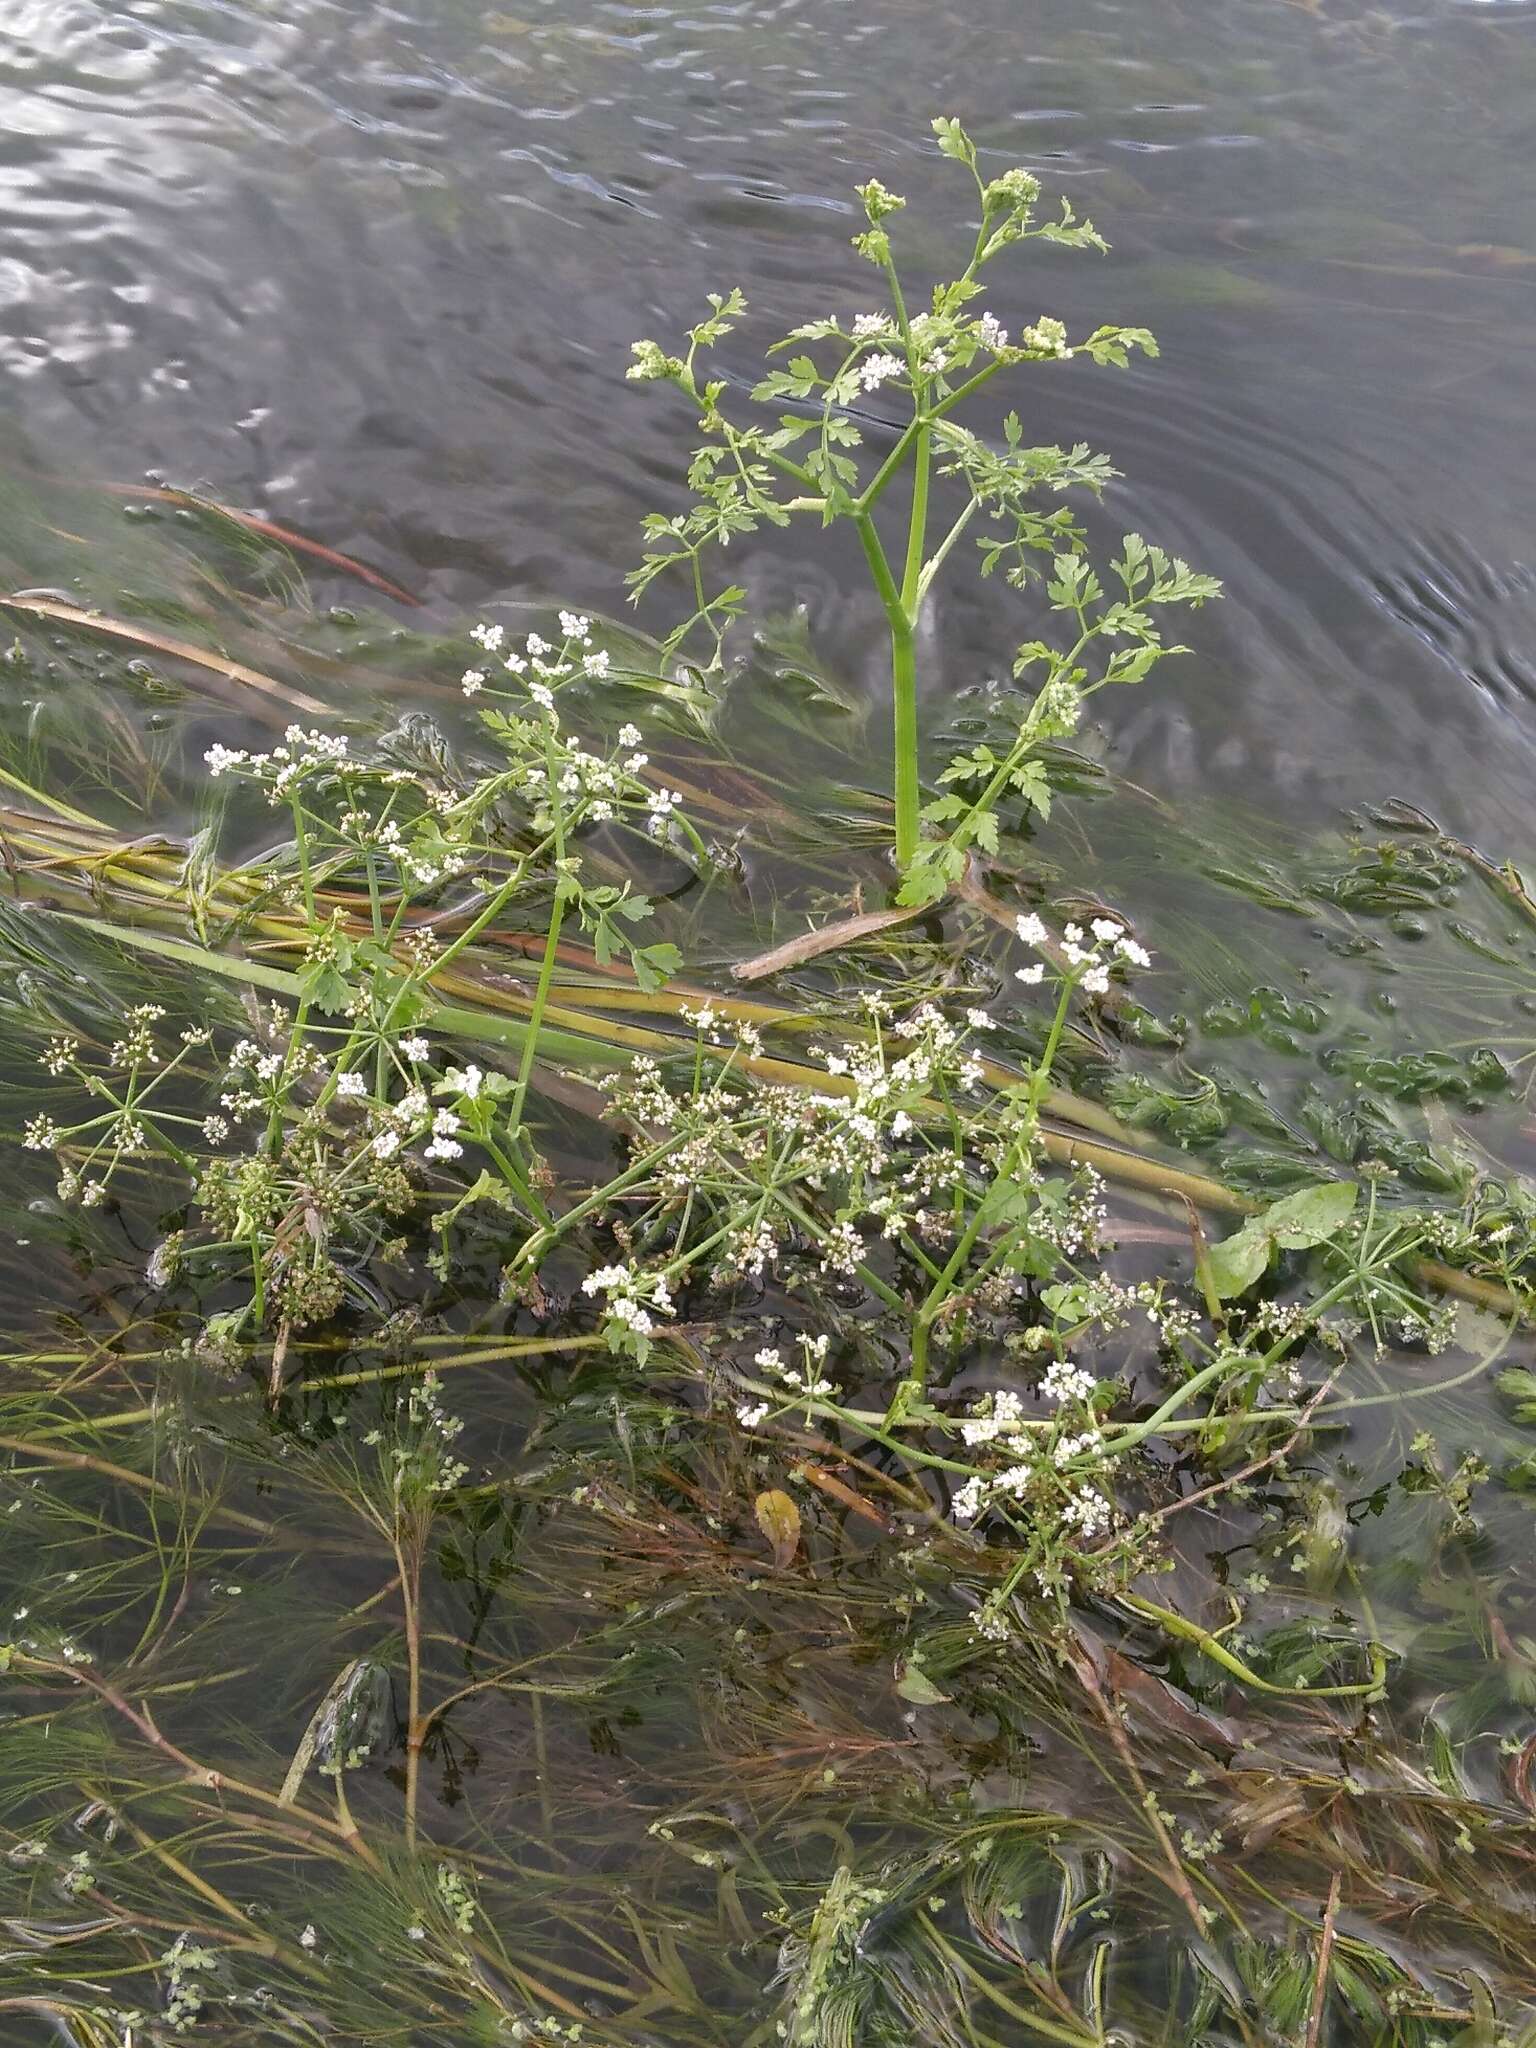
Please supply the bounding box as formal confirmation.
[6,0,1536,832]
[6,4,1536,2043]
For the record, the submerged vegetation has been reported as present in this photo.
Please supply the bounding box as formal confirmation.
[2,122,1536,2045]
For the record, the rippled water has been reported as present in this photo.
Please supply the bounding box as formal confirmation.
[4,0,1536,831]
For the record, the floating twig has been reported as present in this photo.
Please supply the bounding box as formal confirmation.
[732,901,930,981]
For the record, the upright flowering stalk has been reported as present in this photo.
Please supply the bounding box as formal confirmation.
[626,117,1219,887]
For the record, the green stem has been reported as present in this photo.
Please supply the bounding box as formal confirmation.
[509,892,565,1139]
[508,736,570,1138]
[852,509,921,867]
[894,420,932,869]
[900,419,932,608]
[905,976,1077,1391]
[889,621,920,869]
[915,498,978,608]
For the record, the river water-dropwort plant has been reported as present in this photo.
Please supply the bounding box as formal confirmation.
[627,117,1221,896]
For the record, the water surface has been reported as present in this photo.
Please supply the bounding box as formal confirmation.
[4,0,1536,832]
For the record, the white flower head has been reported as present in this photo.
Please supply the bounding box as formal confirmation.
[859,351,906,392]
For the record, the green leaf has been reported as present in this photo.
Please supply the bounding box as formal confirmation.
[1010,759,1052,817]
[1208,1223,1271,1301]
[299,958,353,1015]
[610,893,655,924]
[895,1658,950,1706]
[895,846,958,907]
[1262,1180,1357,1250]
[630,941,682,993]
[1495,1367,1536,1423]
[1080,323,1158,366]
[750,369,817,404]
[1102,643,1162,686]
[453,1170,518,1213]
[764,417,818,450]
[931,116,976,170]
[774,317,847,347]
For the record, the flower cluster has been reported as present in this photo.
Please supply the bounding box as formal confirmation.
[581,1262,676,1358]
[205,724,349,801]
[1016,910,1150,996]
[751,1334,838,1414]
[949,1388,1115,1553]
[466,616,612,709]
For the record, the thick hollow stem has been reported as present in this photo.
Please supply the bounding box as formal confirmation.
[889,621,921,869]
[891,420,933,871]
[853,510,921,868]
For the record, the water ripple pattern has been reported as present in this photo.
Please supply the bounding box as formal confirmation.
[0,0,1534,832]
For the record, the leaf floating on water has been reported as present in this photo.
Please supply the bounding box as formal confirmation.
[1208,1181,1357,1299]
[754,1488,800,1568]
[797,1461,890,1532]
[1263,1179,1358,1249]
[1207,1225,1271,1302]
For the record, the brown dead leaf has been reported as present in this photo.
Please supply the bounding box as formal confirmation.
[797,1463,890,1533]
